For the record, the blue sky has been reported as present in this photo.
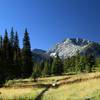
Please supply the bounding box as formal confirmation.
[0,0,100,50]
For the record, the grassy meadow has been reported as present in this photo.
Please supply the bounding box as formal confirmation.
[43,78,100,100]
[0,72,100,100]
[0,87,44,100]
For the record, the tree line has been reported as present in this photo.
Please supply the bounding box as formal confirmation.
[32,52,100,81]
[0,28,100,84]
[0,28,33,85]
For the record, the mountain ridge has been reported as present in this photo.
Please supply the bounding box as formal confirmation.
[32,38,100,61]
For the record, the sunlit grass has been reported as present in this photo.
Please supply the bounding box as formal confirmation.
[1,72,100,100]
[43,78,100,100]
[4,75,70,87]
[0,87,44,100]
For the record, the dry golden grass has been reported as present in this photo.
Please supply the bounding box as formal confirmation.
[4,75,70,87]
[1,72,100,100]
[0,87,32,97]
[43,76,100,100]
[0,87,44,100]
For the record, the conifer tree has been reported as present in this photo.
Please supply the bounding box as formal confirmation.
[40,61,45,72]
[32,63,41,81]
[75,51,81,72]
[13,32,22,77]
[86,54,95,72]
[78,55,86,72]
[51,54,63,75]
[3,30,13,79]
[0,36,5,85]
[22,29,33,78]
[63,58,71,73]
[0,36,3,48]
[10,27,15,63]
[0,36,3,65]
[10,27,15,47]
[3,30,9,60]
[42,61,51,76]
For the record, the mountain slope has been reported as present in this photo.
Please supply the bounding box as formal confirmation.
[48,38,100,59]
[32,49,50,62]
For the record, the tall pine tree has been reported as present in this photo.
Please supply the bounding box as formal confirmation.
[0,35,5,85]
[10,27,15,47]
[3,30,13,79]
[22,29,33,78]
[10,27,15,63]
[13,32,22,77]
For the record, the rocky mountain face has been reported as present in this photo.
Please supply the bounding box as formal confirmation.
[32,38,100,61]
[48,38,100,59]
